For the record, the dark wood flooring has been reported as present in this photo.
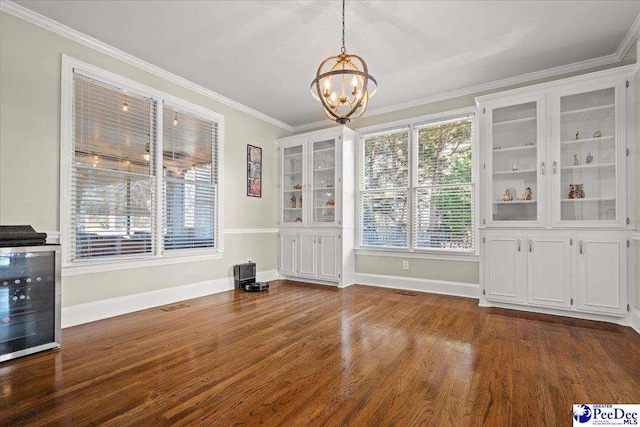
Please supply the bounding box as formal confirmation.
[2,280,639,426]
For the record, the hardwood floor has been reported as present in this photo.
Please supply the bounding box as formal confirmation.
[2,280,639,426]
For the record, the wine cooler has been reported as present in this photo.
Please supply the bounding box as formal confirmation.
[0,245,61,362]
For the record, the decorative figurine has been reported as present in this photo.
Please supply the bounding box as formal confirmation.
[293,183,302,190]
[568,184,576,199]
[573,154,579,166]
[586,152,594,164]
[298,194,302,208]
[502,189,513,201]
[295,217,302,223]
[521,187,533,201]
[575,131,580,140]
[290,193,297,208]
[575,184,585,199]
[593,130,602,138]
[326,199,335,207]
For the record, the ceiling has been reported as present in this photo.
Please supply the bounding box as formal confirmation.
[13,1,640,128]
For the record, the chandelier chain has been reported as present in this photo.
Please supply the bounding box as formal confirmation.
[341,0,346,54]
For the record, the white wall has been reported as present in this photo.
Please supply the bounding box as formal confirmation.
[0,11,290,307]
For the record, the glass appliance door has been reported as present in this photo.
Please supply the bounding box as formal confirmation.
[1,249,58,359]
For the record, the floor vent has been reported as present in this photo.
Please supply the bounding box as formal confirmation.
[395,291,417,297]
[160,303,190,312]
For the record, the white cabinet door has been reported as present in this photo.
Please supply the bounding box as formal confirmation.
[484,233,525,303]
[297,232,317,278]
[317,232,340,281]
[482,95,546,228]
[549,81,626,228]
[309,137,339,226]
[575,235,627,316]
[280,141,306,226]
[279,231,297,276]
[526,234,572,309]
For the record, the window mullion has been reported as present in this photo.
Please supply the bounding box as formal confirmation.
[155,100,164,258]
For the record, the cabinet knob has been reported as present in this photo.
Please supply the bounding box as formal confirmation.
[517,239,521,252]
[541,161,545,175]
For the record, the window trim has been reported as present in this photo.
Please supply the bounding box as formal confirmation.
[355,106,479,258]
[60,55,224,274]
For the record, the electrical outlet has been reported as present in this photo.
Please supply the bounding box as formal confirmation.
[402,261,409,270]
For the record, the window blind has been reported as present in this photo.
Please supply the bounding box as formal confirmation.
[162,104,218,251]
[414,117,474,251]
[71,73,157,261]
[360,128,409,247]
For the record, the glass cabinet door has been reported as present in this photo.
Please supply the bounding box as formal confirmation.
[281,144,305,224]
[557,87,617,223]
[488,100,542,224]
[311,139,337,225]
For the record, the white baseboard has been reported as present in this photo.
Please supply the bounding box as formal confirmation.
[632,308,640,335]
[62,269,279,328]
[351,273,481,299]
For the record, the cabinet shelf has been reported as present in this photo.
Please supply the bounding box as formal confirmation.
[560,197,615,203]
[313,147,335,154]
[493,145,536,153]
[561,103,615,116]
[313,167,335,172]
[561,163,615,171]
[493,168,536,176]
[283,153,303,158]
[314,187,335,191]
[493,200,537,205]
[315,206,335,209]
[560,135,614,145]
[493,116,536,127]
[284,171,303,176]
[283,207,303,210]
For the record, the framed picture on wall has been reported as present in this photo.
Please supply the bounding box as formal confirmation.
[247,145,262,197]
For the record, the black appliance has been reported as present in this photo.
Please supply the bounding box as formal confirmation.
[1,226,61,362]
[233,262,269,292]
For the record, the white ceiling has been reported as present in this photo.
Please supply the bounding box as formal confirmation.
[13,1,640,128]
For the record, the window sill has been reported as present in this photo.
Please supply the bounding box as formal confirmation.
[354,248,479,263]
[62,251,224,277]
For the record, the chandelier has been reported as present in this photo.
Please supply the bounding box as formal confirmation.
[310,0,377,125]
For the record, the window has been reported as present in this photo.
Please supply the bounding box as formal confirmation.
[62,59,223,269]
[359,113,475,255]
[360,128,410,248]
[162,104,219,251]
[72,74,156,260]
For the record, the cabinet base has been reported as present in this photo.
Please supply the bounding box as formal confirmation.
[479,298,629,326]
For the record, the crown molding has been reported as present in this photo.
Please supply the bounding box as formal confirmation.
[294,12,640,133]
[0,1,294,132]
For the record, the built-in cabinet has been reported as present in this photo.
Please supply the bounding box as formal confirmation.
[483,230,627,316]
[478,67,633,319]
[278,127,356,286]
